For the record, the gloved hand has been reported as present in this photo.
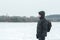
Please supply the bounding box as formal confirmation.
[36,34,41,39]
[36,34,39,38]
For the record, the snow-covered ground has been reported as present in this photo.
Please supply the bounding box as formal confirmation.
[0,22,60,40]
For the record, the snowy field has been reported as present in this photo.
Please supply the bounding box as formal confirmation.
[0,22,60,40]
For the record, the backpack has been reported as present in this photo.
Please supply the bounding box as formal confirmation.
[47,21,52,32]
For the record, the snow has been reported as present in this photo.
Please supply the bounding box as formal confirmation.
[0,22,60,40]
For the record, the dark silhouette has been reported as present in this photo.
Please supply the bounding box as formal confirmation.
[36,11,52,40]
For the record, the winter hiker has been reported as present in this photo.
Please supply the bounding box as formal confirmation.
[36,11,52,40]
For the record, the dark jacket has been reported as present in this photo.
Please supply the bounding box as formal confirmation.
[36,11,48,39]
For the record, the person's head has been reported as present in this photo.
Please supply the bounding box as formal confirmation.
[38,11,45,19]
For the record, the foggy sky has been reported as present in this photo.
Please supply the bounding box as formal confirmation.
[0,0,60,17]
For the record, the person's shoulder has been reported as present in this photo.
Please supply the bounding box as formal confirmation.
[46,20,51,24]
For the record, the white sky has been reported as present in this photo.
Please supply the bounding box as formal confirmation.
[0,0,60,17]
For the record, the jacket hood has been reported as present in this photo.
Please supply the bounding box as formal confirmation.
[39,11,45,19]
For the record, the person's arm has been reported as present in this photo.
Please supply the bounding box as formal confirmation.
[36,21,42,38]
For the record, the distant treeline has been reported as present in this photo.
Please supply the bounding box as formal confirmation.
[0,16,38,22]
[46,15,60,22]
[0,14,60,22]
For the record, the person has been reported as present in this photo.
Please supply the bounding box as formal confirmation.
[36,11,52,40]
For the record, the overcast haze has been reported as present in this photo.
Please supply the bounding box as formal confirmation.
[0,0,60,17]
